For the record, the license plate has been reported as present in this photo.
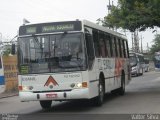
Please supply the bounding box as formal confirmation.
[46,93,57,98]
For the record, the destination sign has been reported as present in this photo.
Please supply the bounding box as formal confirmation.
[19,21,82,35]
[42,24,74,32]
[26,27,36,34]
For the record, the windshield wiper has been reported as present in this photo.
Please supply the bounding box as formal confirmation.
[32,34,43,48]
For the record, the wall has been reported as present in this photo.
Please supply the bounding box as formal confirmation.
[2,55,18,92]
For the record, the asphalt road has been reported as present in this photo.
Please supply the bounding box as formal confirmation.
[0,71,160,119]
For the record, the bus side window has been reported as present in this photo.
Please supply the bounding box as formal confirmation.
[120,40,124,58]
[109,36,113,57]
[93,30,100,57]
[123,41,129,58]
[126,41,129,58]
[111,36,116,57]
[118,39,122,58]
[105,34,111,57]
[122,40,126,58]
[99,32,107,57]
[115,38,119,57]
[85,33,95,69]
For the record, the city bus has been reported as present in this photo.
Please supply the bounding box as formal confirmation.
[0,54,5,93]
[129,52,145,76]
[154,51,160,71]
[17,20,131,109]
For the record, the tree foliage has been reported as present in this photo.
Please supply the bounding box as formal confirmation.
[150,34,160,54]
[103,0,160,32]
[3,48,11,56]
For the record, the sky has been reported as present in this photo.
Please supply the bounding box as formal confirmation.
[0,0,158,50]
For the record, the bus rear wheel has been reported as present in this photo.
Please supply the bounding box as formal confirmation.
[40,100,52,109]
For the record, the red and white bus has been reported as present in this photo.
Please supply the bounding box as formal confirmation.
[17,20,131,109]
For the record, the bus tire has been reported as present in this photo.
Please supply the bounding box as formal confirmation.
[40,100,52,109]
[118,73,125,95]
[94,77,105,106]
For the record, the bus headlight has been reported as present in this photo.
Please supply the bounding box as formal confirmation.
[132,66,137,71]
[76,83,82,88]
[19,86,33,91]
[23,86,29,91]
[70,82,88,89]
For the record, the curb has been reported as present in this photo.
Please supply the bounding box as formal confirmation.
[0,93,18,99]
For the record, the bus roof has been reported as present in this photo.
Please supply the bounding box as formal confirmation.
[19,19,127,40]
[82,20,127,40]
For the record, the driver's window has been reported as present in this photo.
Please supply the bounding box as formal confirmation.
[85,28,95,69]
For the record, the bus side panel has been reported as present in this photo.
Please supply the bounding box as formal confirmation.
[87,58,119,98]
[87,59,99,98]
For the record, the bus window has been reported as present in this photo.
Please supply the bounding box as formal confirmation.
[122,40,126,58]
[85,29,95,69]
[109,36,114,57]
[123,40,129,58]
[126,41,129,58]
[99,32,106,57]
[105,34,111,57]
[118,39,122,57]
[112,37,116,57]
[93,30,100,57]
[115,38,119,57]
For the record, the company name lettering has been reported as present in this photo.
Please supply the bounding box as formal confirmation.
[22,77,36,81]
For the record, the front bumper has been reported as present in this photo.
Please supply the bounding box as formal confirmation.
[19,88,89,101]
[131,69,137,75]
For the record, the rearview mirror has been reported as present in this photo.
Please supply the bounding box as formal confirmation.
[11,44,16,55]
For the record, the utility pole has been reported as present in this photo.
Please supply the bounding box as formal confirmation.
[141,35,143,53]
[147,42,149,53]
[107,0,115,31]
[131,32,134,51]
[132,30,140,53]
[107,0,112,14]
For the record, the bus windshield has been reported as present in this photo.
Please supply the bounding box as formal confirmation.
[129,55,137,66]
[155,55,160,61]
[18,33,86,74]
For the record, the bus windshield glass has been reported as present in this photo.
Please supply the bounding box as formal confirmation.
[18,33,86,74]
[155,55,160,61]
[129,55,137,66]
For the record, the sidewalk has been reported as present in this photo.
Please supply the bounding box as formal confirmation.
[0,91,18,99]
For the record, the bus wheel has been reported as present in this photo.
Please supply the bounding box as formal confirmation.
[118,73,125,95]
[94,78,104,106]
[40,100,52,109]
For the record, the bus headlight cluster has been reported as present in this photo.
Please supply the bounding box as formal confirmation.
[70,82,87,89]
[19,86,33,91]
[132,66,137,71]
[77,83,82,88]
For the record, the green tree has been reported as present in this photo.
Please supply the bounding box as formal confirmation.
[150,34,160,54]
[103,0,160,32]
[3,48,11,56]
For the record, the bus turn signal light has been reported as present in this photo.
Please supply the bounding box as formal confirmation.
[18,86,23,91]
[82,82,88,88]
